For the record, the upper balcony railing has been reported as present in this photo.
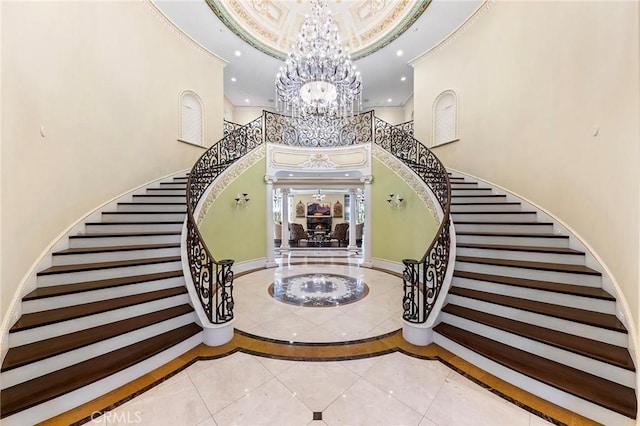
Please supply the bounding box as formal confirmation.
[185,112,450,326]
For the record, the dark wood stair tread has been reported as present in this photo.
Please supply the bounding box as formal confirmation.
[132,194,185,197]
[453,270,614,300]
[84,221,184,225]
[451,202,520,206]
[117,202,186,205]
[451,194,506,198]
[456,243,584,255]
[102,211,185,215]
[10,287,186,332]
[24,270,184,301]
[434,323,636,419]
[0,323,202,419]
[456,256,600,275]
[53,243,180,256]
[442,304,634,371]
[454,221,553,225]
[70,231,181,239]
[452,211,535,215]
[38,256,181,276]
[449,287,626,333]
[2,305,194,372]
[456,231,568,239]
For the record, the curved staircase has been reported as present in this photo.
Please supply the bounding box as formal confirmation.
[434,171,637,425]
[0,174,202,425]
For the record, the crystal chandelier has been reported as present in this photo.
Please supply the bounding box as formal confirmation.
[275,0,362,121]
[312,189,326,202]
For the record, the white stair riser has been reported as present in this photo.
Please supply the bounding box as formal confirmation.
[454,223,554,233]
[447,294,627,346]
[51,247,180,266]
[144,189,185,196]
[9,294,189,347]
[440,313,635,388]
[452,277,615,314]
[454,261,602,286]
[1,313,196,389]
[69,234,181,248]
[451,196,507,203]
[37,260,182,286]
[101,213,185,222]
[22,277,185,313]
[451,204,522,213]
[433,334,634,426]
[85,223,183,233]
[451,189,494,196]
[450,183,480,189]
[132,196,185,203]
[456,234,569,248]
[2,333,202,426]
[452,212,538,222]
[456,246,584,265]
[117,203,186,212]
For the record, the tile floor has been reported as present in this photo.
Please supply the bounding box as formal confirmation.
[86,251,560,425]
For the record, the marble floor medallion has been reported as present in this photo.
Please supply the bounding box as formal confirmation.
[268,273,369,307]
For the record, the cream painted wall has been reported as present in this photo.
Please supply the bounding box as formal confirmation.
[371,158,438,262]
[233,106,274,125]
[369,107,406,125]
[223,96,235,122]
[403,95,414,123]
[413,2,640,335]
[199,159,266,263]
[1,1,225,319]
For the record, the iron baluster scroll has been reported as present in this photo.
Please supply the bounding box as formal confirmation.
[264,110,373,147]
[373,118,451,324]
[186,116,263,323]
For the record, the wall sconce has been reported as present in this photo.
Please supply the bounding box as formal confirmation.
[235,193,250,206]
[387,193,404,208]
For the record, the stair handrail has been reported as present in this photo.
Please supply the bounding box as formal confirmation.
[373,117,452,324]
[185,116,264,324]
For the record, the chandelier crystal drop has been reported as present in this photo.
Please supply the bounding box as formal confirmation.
[275,0,362,121]
[312,189,326,202]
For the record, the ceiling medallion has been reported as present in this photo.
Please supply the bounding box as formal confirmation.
[275,0,362,122]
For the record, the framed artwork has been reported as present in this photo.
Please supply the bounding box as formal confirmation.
[295,201,305,218]
[333,200,343,217]
[307,202,331,216]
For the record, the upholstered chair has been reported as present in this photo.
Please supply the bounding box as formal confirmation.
[331,223,349,247]
[288,222,307,247]
[274,222,282,246]
[355,222,364,246]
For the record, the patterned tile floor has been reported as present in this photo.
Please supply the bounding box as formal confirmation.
[42,251,598,426]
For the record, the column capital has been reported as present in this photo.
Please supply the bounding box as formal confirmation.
[360,175,373,184]
[264,175,278,185]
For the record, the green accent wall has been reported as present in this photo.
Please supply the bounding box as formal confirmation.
[199,156,440,266]
[199,158,267,263]
[370,158,439,263]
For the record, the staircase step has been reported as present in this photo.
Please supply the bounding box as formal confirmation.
[10,286,186,332]
[2,305,193,373]
[442,305,634,372]
[456,231,569,248]
[451,202,522,212]
[51,243,180,266]
[24,270,183,301]
[144,188,185,195]
[452,211,538,222]
[456,243,585,265]
[453,270,614,300]
[117,202,186,212]
[454,222,554,234]
[69,231,181,248]
[455,255,601,286]
[0,323,202,419]
[433,323,637,420]
[101,212,185,222]
[85,221,184,234]
[448,287,626,333]
[131,194,185,203]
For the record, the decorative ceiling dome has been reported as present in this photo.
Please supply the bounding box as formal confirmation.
[206,0,431,61]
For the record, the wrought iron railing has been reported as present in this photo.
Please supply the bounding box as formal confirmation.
[223,119,243,137]
[185,116,263,323]
[264,110,373,146]
[373,118,451,324]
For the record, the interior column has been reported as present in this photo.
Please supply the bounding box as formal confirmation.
[281,187,290,251]
[265,176,277,267]
[347,188,357,252]
[361,175,373,266]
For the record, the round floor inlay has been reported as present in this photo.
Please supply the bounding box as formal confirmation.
[268,273,369,307]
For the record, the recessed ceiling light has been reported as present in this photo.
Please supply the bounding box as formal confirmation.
[363,98,370,103]
[231,77,236,82]
[234,50,242,57]
[401,76,406,82]
[344,173,349,177]
[268,99,274,103]
[387,98,392,103]
[245,98,250,103]
[289,173,294,177]
[396,50,403,56]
